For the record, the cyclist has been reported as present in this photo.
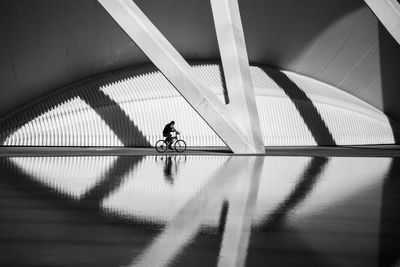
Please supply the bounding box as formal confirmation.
[163,121,180,149]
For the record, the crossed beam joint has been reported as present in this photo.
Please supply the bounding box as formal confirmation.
[97,0,265,154]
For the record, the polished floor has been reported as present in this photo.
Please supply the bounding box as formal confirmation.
[0,150,400,267]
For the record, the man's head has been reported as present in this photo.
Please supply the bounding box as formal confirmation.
[171,121,175,126]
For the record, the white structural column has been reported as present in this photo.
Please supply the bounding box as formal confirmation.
[210,0,264,153]
[364,0,400,45]
[97,0,264,153]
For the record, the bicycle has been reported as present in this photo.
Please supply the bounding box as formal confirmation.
[155,133,187,153]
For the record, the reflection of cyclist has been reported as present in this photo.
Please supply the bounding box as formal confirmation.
[163,156,173,184]
[162,156,186,184]
[163,121,179,149]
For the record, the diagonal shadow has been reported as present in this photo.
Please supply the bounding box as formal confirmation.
[218,64,230,105]
[244,157,333,267]
[267,69,336,146]
[79,155,144,209]
[218,200,229,234]
[260,157,329,231]
[76,85,150,147]
[0,66,155,146]
[378,157,400,267]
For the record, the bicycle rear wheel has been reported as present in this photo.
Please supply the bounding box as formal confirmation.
[174,139,187,153]
[155,140,167,153]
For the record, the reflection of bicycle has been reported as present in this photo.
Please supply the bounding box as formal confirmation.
[155,133,187,153]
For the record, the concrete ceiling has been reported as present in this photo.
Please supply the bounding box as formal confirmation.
[0,0,400,124]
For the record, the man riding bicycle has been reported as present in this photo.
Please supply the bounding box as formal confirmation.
[155,121,186,153]
[163,121,180,149]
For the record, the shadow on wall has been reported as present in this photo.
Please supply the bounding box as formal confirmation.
[0,67,154,146]
[266,70,336,146]
[379,24,400,143]
[218,64,230,105]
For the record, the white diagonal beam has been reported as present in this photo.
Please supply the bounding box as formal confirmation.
[210,0,265,153]
[364,0,400,45]
[97,0,263,153]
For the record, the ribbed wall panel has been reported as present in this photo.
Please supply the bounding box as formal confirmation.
[0,64,395,147]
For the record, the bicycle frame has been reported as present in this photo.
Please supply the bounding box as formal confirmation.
[156,133,186,153]
[165,133,180,145]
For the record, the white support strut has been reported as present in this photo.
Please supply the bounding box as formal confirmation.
[96,0,265,153]
[364,0,400,45]
[210,0,265,153]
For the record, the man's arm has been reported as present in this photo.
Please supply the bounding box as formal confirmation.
[171,126,179,134]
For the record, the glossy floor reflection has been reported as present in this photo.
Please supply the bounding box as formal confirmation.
[0,155,399,267]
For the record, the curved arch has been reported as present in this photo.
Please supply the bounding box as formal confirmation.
[0,63,396,147]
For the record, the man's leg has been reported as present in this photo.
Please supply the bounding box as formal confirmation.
[166,134,172,149]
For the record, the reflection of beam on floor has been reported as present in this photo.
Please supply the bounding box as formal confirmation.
[217,157,264,267]
[79,156,144,208]
[261,157,329,230]
[129,157,255,267]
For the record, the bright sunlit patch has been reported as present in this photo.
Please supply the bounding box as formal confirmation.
[251,157,314,225]
[99,156,392,229]
[3,97,124,146]
[7,155,393,229]
[10,156,119,199]
[101,156,229,224]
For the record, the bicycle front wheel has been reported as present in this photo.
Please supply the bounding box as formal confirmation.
[155,140,167,153]
[174,139,187,153]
